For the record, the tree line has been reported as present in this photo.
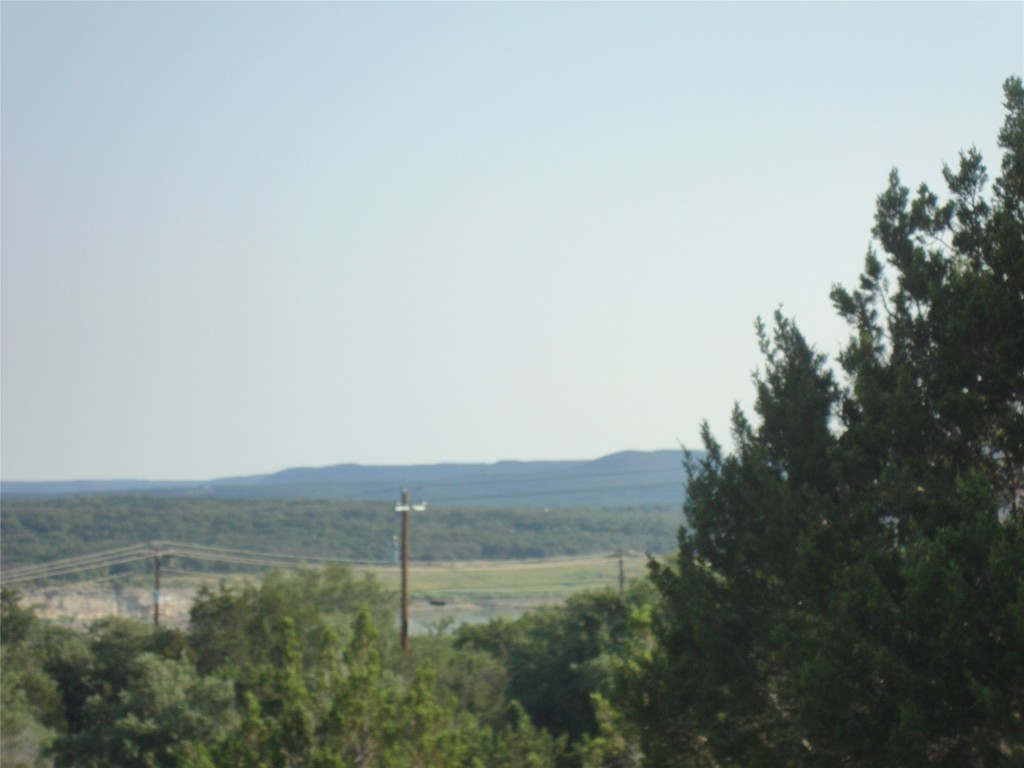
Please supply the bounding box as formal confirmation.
[625,76,1024,766]
[2,564,651,768]
[1,496,680,573]
[2,76,1022,766]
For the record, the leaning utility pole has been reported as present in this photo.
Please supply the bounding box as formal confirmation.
[395,490,426,654]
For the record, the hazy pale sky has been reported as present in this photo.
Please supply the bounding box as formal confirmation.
[2,2,1021,481]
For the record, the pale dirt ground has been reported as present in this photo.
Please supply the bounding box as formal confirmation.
[16,580,564,632]
[19,582,197,628]
[15,555,643,630]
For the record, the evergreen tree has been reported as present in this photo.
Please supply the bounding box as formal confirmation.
[629,77,1024,767]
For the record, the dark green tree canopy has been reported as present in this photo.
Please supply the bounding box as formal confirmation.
[633,76,1024,767]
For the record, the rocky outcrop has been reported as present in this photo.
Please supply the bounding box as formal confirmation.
[19,583,198,628]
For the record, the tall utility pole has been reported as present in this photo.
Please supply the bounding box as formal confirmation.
[153,545,162,627]
[618,547,625,595]
[395,490,426,654]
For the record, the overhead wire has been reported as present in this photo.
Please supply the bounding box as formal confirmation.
[0,543,152,579]
[1,549,156,584]
[1,540,632,586]
[1,465,677,586]
[0,540,390,586]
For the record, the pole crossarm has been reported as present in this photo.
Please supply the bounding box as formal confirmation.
[396,489,427,655]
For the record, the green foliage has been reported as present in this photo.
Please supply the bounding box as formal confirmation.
[3,568,573,768]
[2,587,39,645]
[188,564,397,677]
[8,75,1020,768]
[628,77,1024,766]
[2,590,61,767]
[1,496,679,575]
[573,694,642,768]
[50,653,236,768]
[457,582,654,748]
[2,592,235,768]
[192,576,566,768]
[403,627,511,728]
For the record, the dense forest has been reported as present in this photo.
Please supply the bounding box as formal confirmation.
[2,566,643,768]
[2,77,1023,767]
[0,496,680,570]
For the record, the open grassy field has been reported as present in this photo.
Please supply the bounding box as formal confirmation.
[370,552,654,632]
[365,552,651,601]
[17,552,656,629]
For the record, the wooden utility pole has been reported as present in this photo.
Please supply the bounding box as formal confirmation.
[618,547,625,595]
[153,545,162,627]
[395,490,426,654]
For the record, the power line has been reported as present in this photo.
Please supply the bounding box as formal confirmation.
[0,541,387,586]
[3,540,643,632]
[1,542,639,585]
[158,540,386,566]
[1,549,155,584]
[0,543,152,580]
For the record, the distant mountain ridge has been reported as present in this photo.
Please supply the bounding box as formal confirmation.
[1,450,691,508]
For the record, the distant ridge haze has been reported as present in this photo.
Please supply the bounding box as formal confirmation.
[1,450,692,508]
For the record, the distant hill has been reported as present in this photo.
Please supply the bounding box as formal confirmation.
[1,450,692,509]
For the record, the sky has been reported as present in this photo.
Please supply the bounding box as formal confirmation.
[2,2,1021,482]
